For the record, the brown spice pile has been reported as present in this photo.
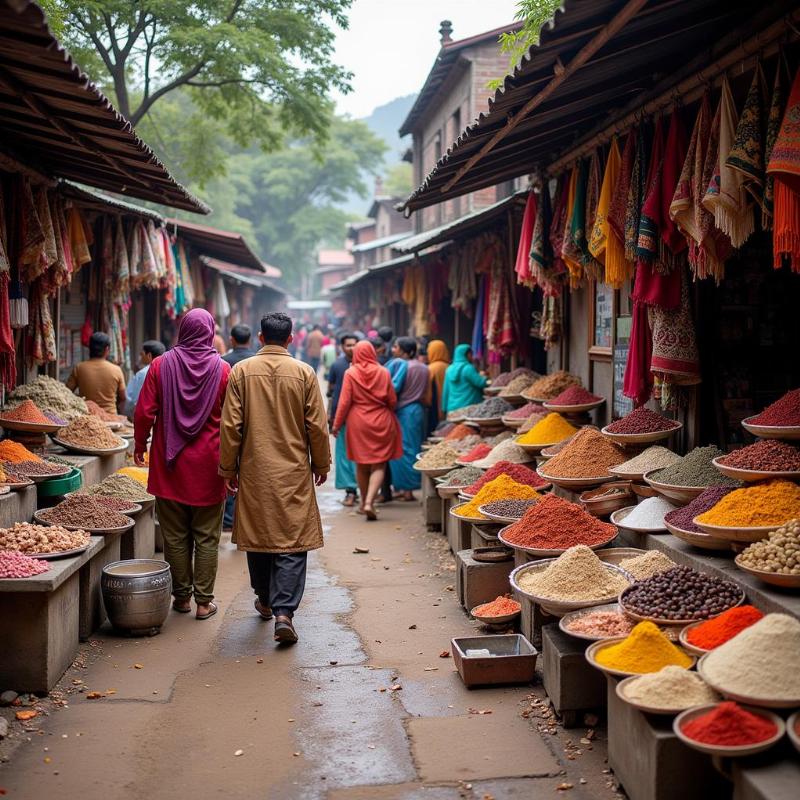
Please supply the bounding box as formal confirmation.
[541,427,626,478]
[0,522,89,553]
[523,371,581,400]
[39,495,131,529]
[85,400,127,424]
[59,415,123,449]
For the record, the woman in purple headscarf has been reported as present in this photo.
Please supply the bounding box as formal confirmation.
[134,309,231,620]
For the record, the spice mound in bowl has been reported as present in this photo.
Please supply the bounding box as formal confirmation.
[617,550,675,580]
[539,428,625,479]
[685,605,764,651]
[749,389,800,426]
[480,498,539,520]
[58,415,124,449]
[454,476,540,520]
[564,609,635,639]
[718,440,800,472]
[498,374,536,397]
[694,479,800,529]
[611,446,681,476]
[0,522,89,554]
[468,397,514,419]
[505,402,547,420]
[437,466,483,488]
[664,488,736,533]
[492,367,537,389]
[7,375,88,421]
[547,386,603,406]
[736,519,800,575]
[464,461,550,495]
[0,399,57,426]
[81,474,154,503]
[522,371,581,401]
[606,407,679,435]
[679,702,779,747]
[414,443,459,470]
[517,413,577,446]
[38,495,132,529]
[648,445,739,488]
[472,596,521,618]
[0,550,50,578]
[616,496,677,530]
[470,439,533,469]
[621,666,719,710]
[595,621,693,674]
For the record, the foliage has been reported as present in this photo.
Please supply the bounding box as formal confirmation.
[382,162,413,198]
[489,0,563,90]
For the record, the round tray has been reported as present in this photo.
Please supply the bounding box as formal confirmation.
[697,652,800,708]
[618,585,745,627]
[678,622,712,657]
[501,416,526,429]
[536,468,613,490]
[470,605,521,626]
[611,505,668,534]
[579,483,634,517]
[472,545,514,563]
[509,559,632,617]
[596,547,647,566]
[16,466,72,484]
[413,463,456,478]
[12,541,91,560]
[615,674,711,715]
[522,394,555,404]
[484,385,502,396]
[0,476,34,491]
[464,416,505,427]
[478,506,527,525]
[741,416,800,441]
[543,399,605,414]
[600,423,682,446]
[559,602,631,642]
[60,495,143,517]
[642,470,706,504]
[436,484,465,499]
[692,517,776,543]
[498,524,618,559]
[673,704,785,756]
[33,508,135,536]
[585,637,696,679]
[630,482,658,499]
[0,418,62,434]
[78,492,155,512]
[787,711,800,755]
[711,455,800,483]
[733,555,800,588]
[664,519,731,551]
[449,502,487,524]
[51,436,129,457]
[608,465,654,481]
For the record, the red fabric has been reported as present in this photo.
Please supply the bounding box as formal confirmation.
[659,109,689,254]
[0,272,15,389]
[134,356,230,506]
[623,301,653,406]
[514,191,537,284]
[631,260,681,310]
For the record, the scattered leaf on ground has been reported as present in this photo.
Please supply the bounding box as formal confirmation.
[408,624,417,630]
[557,783,574,791]
[85,692,105,700]
[133,664,144,670]
[353,547,369,554]
[439,651,451,658]
[389,685,402,692]
[15,710,37,721]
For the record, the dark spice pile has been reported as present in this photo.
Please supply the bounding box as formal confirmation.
[549,385,603,406]
[749,389,800,426]
[39,495,131,529]
[468,397,514,419]
[649,445,739,487]
[8,460,66,477]
[491,367,536,388]
[606,406,679,434]
[505,402,547,420]
[663,487,735,533]
[719,440,800,471]
[621,566,741,621]
[480,498,539,519]
[465,461,550,494]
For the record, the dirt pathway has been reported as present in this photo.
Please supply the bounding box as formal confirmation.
[0,480,620,799]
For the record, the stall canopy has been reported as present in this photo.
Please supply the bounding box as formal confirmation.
[200,256,285,296]
[0,0,208,214]
[402,0,798,213]
[167,219,265,273]
[58,181,166,224]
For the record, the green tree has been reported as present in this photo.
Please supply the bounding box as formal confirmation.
[383,162,413,198]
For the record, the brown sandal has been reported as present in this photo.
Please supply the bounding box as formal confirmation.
[172,599,191,613]
[254,599,274,620]
[196,601,218,621]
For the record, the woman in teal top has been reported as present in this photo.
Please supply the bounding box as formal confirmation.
[442,344,487,413]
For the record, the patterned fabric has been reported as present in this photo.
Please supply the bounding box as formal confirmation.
[624,126,649,262]
[637,117,665,265]
[764,57,788,227]
[608,128,636,241]
[514,191,537,286]
[529,184,550,284]
[17,178,46,280]
[67,206,92,269]
[0,188,9,273]
[590,137,628,287]
[582,150,603,279]
[27,278,56,366]
[548,172,568,284]
[623,301,652,406]
[561,164,583,287]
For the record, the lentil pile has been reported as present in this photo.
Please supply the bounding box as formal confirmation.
[695,479,800,528]
[0,399,56,426]
[0,522,89,554]
[437,466,483,487]
[606,406,679,434]
[718,440,800,471]
[649,445,739,487]
[523,370,581,400]
[498,374,536,397]
[565,609,635,638]
[622,566,741,621]
[472,438,533,468]
[480,498,539,519]
[618,550,676,580]
[503,494,616,550]
[737,518,800,574]
[701,613,800,702]
[622,666,719,710]
[540,427,626,478]
[465,461,550,494]
[10,460,66,477]
[467,397,513,419]
[620,496,677,530]
[749,389,800,426]
[611,446,681,475]
[59,415,124,449]
[681,702,777,746]
[517,413,578,446]
[39,495,132,529]
[548,385,603,406]
[516,545,630,601]
[82,473,154,502]
[686,605,764,650]
[663,487,735,533]
[8,376,88,421]
[455,475,540,519]
[491,368,537,388]
[505,402,547,420]
[596,621,693,673]
[472,596,521,617]
[0,550,50,578]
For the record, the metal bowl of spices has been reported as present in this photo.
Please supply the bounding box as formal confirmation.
[498,524,618,560]
[536,467,614,491]
[741,416,800,441]
[34,507,135,536]
[787,712,800,754]
[51,436,129,457]
[585,637,697,680]
[678,622,712,657]
[733,556,800,589]
[559,602,635,642]
[449,502,489,524]
[600,422,682,446]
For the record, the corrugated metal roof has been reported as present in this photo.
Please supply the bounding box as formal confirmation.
[402,0,794,213]
[58,181,165,224]
[350,231,410,253]
[201,256,285,295]
[169,218,264,272]
[0,0,208,214]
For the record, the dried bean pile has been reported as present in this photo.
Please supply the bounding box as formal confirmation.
[718,440,800,471]
[749,389,800,426]
[663,487,735,533]
[737,519,800,575]
[480,498,539,519]
[10,460,66,477]
[39,496,131,529]
[0,550,50,578]
[0,522,89,553]
[59,415,123,449]
[605,406,679,434]
[621,566,741,621]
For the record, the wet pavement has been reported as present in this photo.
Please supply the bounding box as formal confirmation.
[0,477,623,799]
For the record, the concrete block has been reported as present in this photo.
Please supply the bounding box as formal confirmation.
[0,485,37,527]
[516,594,557,650]
[420,474,442,530]
[46,450,127,488]
[455,549,513,611]
[79,532,121,641]
[733,747,800,800]
[541,624,606,726]
[120,507,156,561]
[607,675,728,800]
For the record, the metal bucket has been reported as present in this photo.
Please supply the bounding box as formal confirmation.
[101,559,172,636]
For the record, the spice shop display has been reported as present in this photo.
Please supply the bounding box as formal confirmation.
[81,473,155,503]
[544,385,603,409]
[663,487,736,534]
[7,376,88,422]
[562,607,636,640]
[714,440,800,481]
[605,407,680,435]
[699,614,800,706]
[56,415,126,451]
[744,389,800,433]
[538,427,626,482]
[614,496,678,532]
[591,621,693,676]
[498,374,537,398]
[516,413,578,447]
[0,550,50,579]
[609,446,682,479]
[453,475,540,520]
[694,480,800,534]
[617,550,676,580]
[471,596,521,619]
[676,702,782,754]
[38,495,133,530]
[523,371,582,401]
[471,438,535,469]
[735,519,800,586]
[0,522,90,555]
[619,666,719,712]
[464,461,551,495]
[466,397,514,420]
[620,566,743,623]
[479,498,540,522]
[684,606,764,652]
[414,443,460,471]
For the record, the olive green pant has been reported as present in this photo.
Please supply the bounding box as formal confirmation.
[156,498,224,604]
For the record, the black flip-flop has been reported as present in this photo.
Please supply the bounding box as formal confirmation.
[196,601,218,621]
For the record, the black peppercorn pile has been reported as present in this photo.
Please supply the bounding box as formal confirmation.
[621,565,742,621]
[480,498,540,519]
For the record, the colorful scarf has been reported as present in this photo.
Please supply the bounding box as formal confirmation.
[763,57,788,228]
[608,129,637,284]
[561,164,583,287]
[625,126,649,262]
[67,206,91,270]
[583,150,603,279]
[549,172,568,270]
[529,184,550,285]
[636,117,666,265]
[623,301,652,406]
[590,137,628,287]
[515,191,537,286]
[0,187,8,273]
[17,178,46,280]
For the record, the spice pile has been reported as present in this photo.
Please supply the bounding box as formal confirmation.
[619,496,677,530]
[648,445,739,487]
[681,702,777,746]
[516,545,630,601]
[415,443,459,469]
[437,466,483,487]
[517,413,578,446]
[523,371,581,400]
[0,522,89,554]
[58,416,124,449]
[116,466,149,486]
[82,473,154,503]
[548,385,602,406]
[8,376,88,421]
[695,480,800,528]
[0,550,50,578]
[444,423,476,441]
[663,488,735,533]
[595,621,693,674]
[85,400,126,423]
[685,605,764,650]
[737,519,800,574]
[480,498,539,519]
[618,550,676,580]
[565,609,635,638]
[611,446,681,475]
[718,440,800,472]
[0,440,65,477]
[471,438,534,468]
[39,496,132,529]
[622,666,719,710]
[540,427,626,478]
[467,397,513,419]
[0,400,58,426]
[621,566,741,621]
[505,402,547,420]
[455,475,540,519]
[492,368,537,388]
[701,614,800,702]
[472,596,521,617]
[503,494,617,550]
[465,461,550,494]
[605,407,679,435]
[432,421,455,437]
[458,443,492,463]
[749,389,800,427]
[447,404,479,421]
[499,374,537,397]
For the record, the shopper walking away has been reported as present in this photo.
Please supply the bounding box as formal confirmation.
[426,340,450,425]
[327,332,359,507]
[376,326,393,365]
[332,340,402,521]
[304,325,324,373]
[125,339,165,417]
[442,344,487,413]
[134,309,230,621]
[219,313,330,644]
[222,324,255,367]
[66,331,127,415]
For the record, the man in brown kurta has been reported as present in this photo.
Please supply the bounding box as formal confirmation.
[219,313,330,644]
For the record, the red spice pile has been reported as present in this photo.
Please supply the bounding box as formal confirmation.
[719,440,800,472]
[0,400,54,425]
[502,494,616,549]
[473,596,521,617]
[506,402,546,420]
[459,443,492,463]
[549,386,602,405]
[606,406,679,434]
[750,389,800,426]
[686,605,764,650]
[465,461,550,494]
[445,423,476,441]
[681,702,776,746]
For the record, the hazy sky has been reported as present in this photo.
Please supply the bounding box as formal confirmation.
[332,0,520,118]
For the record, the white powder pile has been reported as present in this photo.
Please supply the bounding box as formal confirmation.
[622,497,678,530]
[622,666,719,709]
[473,438,534,468]
[619,550,676,580]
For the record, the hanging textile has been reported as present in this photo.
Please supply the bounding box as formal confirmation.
[539,294,561,351]
[608,129,637,284]
[636,117,666,265]
[213,275,230,320]
[623,302,652,406]
[766,66,800,271]
[764,57,788,228]
[485,237,516,357]
[549,173,568,270]
[448,244,478,314]
[530,183,558,293]
[625,126,649,262]
[426,259,449,333]
[590,137,627,287]
[34,188,57,277]
[67,206,92,270]
[0,189,8,272]
[17,178,46,280]
[561,162,586,288]
[0,188,14,388]
[471,274,486,358]
[113,217,130,297]
[582,150,603,279]
[50,195,74,289]
[703,77,755,248]
[27,279,56,366]
[514,190,537,285]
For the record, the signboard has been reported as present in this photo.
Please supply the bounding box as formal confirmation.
[613,343,634,419]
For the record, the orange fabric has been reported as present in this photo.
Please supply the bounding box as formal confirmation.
[426,339,450,419]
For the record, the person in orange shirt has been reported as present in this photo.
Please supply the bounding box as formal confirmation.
[66,331,126,415]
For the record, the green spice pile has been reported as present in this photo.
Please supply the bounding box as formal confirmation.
[648,445,739,487]
[437,466,483,487]
[82,474,154,502]
[8,376,88,421]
